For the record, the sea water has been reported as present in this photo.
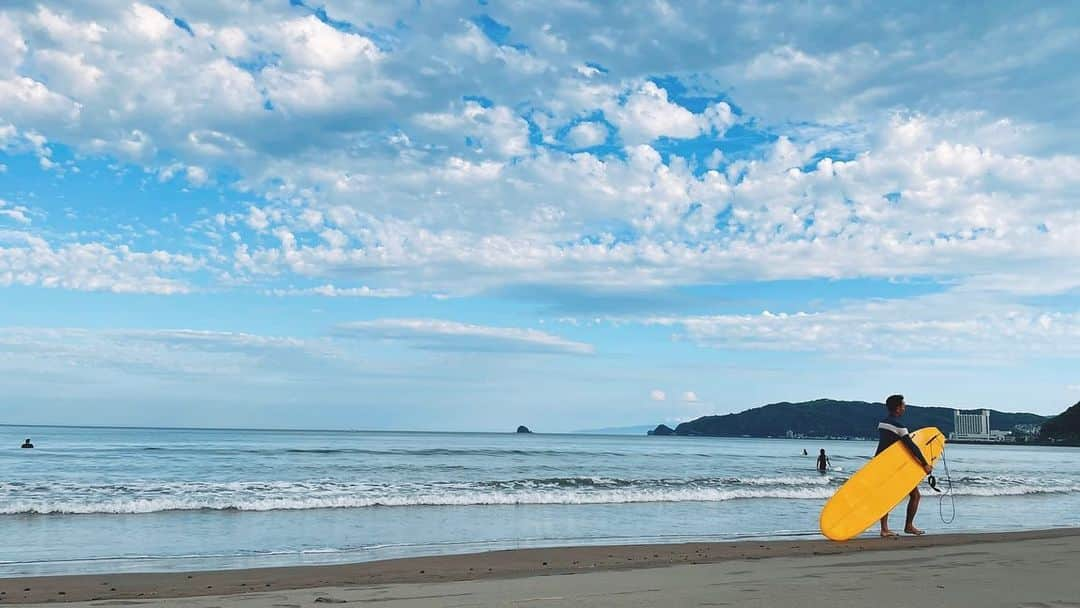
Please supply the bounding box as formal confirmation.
[1,425,1078,577]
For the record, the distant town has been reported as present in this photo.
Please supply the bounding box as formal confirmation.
[780,410,1042,444]
[949,409,1041,443]
[649,398,1079,445]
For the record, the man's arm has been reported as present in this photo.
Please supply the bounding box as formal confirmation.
[900,434,931,470]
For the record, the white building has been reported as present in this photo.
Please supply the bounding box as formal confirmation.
[951,409,1006,441]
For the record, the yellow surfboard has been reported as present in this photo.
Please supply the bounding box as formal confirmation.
[820,427,946,541]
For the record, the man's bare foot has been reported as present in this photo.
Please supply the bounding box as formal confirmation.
[880,530,899,538]
[904,526,925,536]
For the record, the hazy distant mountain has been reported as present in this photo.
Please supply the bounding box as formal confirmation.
[1040,401,1080,443]
[666,399,1047,438]
[575,424,658,435]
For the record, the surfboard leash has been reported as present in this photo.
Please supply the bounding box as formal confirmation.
[926,447,956,524]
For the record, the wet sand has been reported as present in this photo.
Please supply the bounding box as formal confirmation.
[3,528,1079,606]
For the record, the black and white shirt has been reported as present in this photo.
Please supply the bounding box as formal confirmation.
[876,415,930,468]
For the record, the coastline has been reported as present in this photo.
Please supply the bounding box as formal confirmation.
[3,528,1079,604]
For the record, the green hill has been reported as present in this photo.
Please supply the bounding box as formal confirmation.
[1040,401,1080,443]
[670,398,1047,438]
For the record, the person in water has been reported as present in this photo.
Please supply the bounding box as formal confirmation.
[878,394,932,537]
[816,449,830,472]
[803,448,808,456]
[20,438,33,449]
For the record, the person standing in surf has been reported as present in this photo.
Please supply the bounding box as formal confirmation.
[878,394,933,537]
[816,449,830,472]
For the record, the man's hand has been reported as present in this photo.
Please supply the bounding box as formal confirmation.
[923,464,933,475]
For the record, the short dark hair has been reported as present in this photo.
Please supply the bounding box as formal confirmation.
[885,394,905,412]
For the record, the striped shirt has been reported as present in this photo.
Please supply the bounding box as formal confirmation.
[876,414,930,468]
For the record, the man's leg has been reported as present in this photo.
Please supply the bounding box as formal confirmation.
[904,487,924,535]
[880,514,896,537]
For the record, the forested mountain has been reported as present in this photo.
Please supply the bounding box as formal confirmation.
[1040,401,1080,443]
[661,399,1047,438]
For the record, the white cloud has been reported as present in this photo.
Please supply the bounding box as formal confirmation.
[605,81,700,143]
[640,292,1080,360]
[0,326,348,386]
[268,284,409,298]
[0,76,81,126]
[0,2,1076,426]
[185,165,209,187]
[0,2,1076,308]
[0,200,31,225]
[335,319,594,355]
[650,389,666,401]
[415,101,530,158]
[565,121,608,148]
[246,206,271,231]
[0,14,28,75]
[745,45,846,81]
[273,16,381,71]
[683,391,699,402]
[0,230,198,295]
[124,3,173,42]
[599,81,736,144]
[215,111,1080,298]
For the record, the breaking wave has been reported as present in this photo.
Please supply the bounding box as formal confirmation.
[3,474,1075,515]
[1,476,838,515]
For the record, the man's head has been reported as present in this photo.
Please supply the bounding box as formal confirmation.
[819,449,826,455]
[885,394,906,416]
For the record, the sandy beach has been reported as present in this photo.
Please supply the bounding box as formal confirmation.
[3,528,1079,606]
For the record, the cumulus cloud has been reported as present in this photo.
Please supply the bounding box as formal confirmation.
[650,389,666,401]
[185,165,209,187]
[683,391,699,402]
[0,200,31,225]
[415,100,531,158]
[565,121,608,148]
[210,110,1080,302]
[272,15,381,71]
[0,1,1077,309]
[0,230,198,294]
[335,319,594,355]
[1,2,1077,425]
[605,81,733,144]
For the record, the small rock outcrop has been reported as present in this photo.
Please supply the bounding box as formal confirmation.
[647,424,675,436]
[516,425,532,434]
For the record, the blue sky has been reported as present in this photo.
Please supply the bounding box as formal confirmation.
[1,1,1078,431]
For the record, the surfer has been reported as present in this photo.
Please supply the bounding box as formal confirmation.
[20,438,33,449]
[877,394,932,537]
[803,448,808,455]
[816,449,830,472]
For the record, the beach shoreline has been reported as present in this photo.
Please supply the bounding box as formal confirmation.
[3,528,1079,604]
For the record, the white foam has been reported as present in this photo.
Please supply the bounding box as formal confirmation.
[3,477,1077,516]
[0,486,838,514]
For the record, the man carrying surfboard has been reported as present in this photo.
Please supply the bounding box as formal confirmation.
[878,394,933,537]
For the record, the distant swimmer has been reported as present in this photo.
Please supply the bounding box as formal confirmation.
[816,449,830,472]
[878,394,933,537]
[20,438,33,449]
[803,448,808,456]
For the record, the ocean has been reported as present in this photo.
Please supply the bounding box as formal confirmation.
[2,425,1078,577]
